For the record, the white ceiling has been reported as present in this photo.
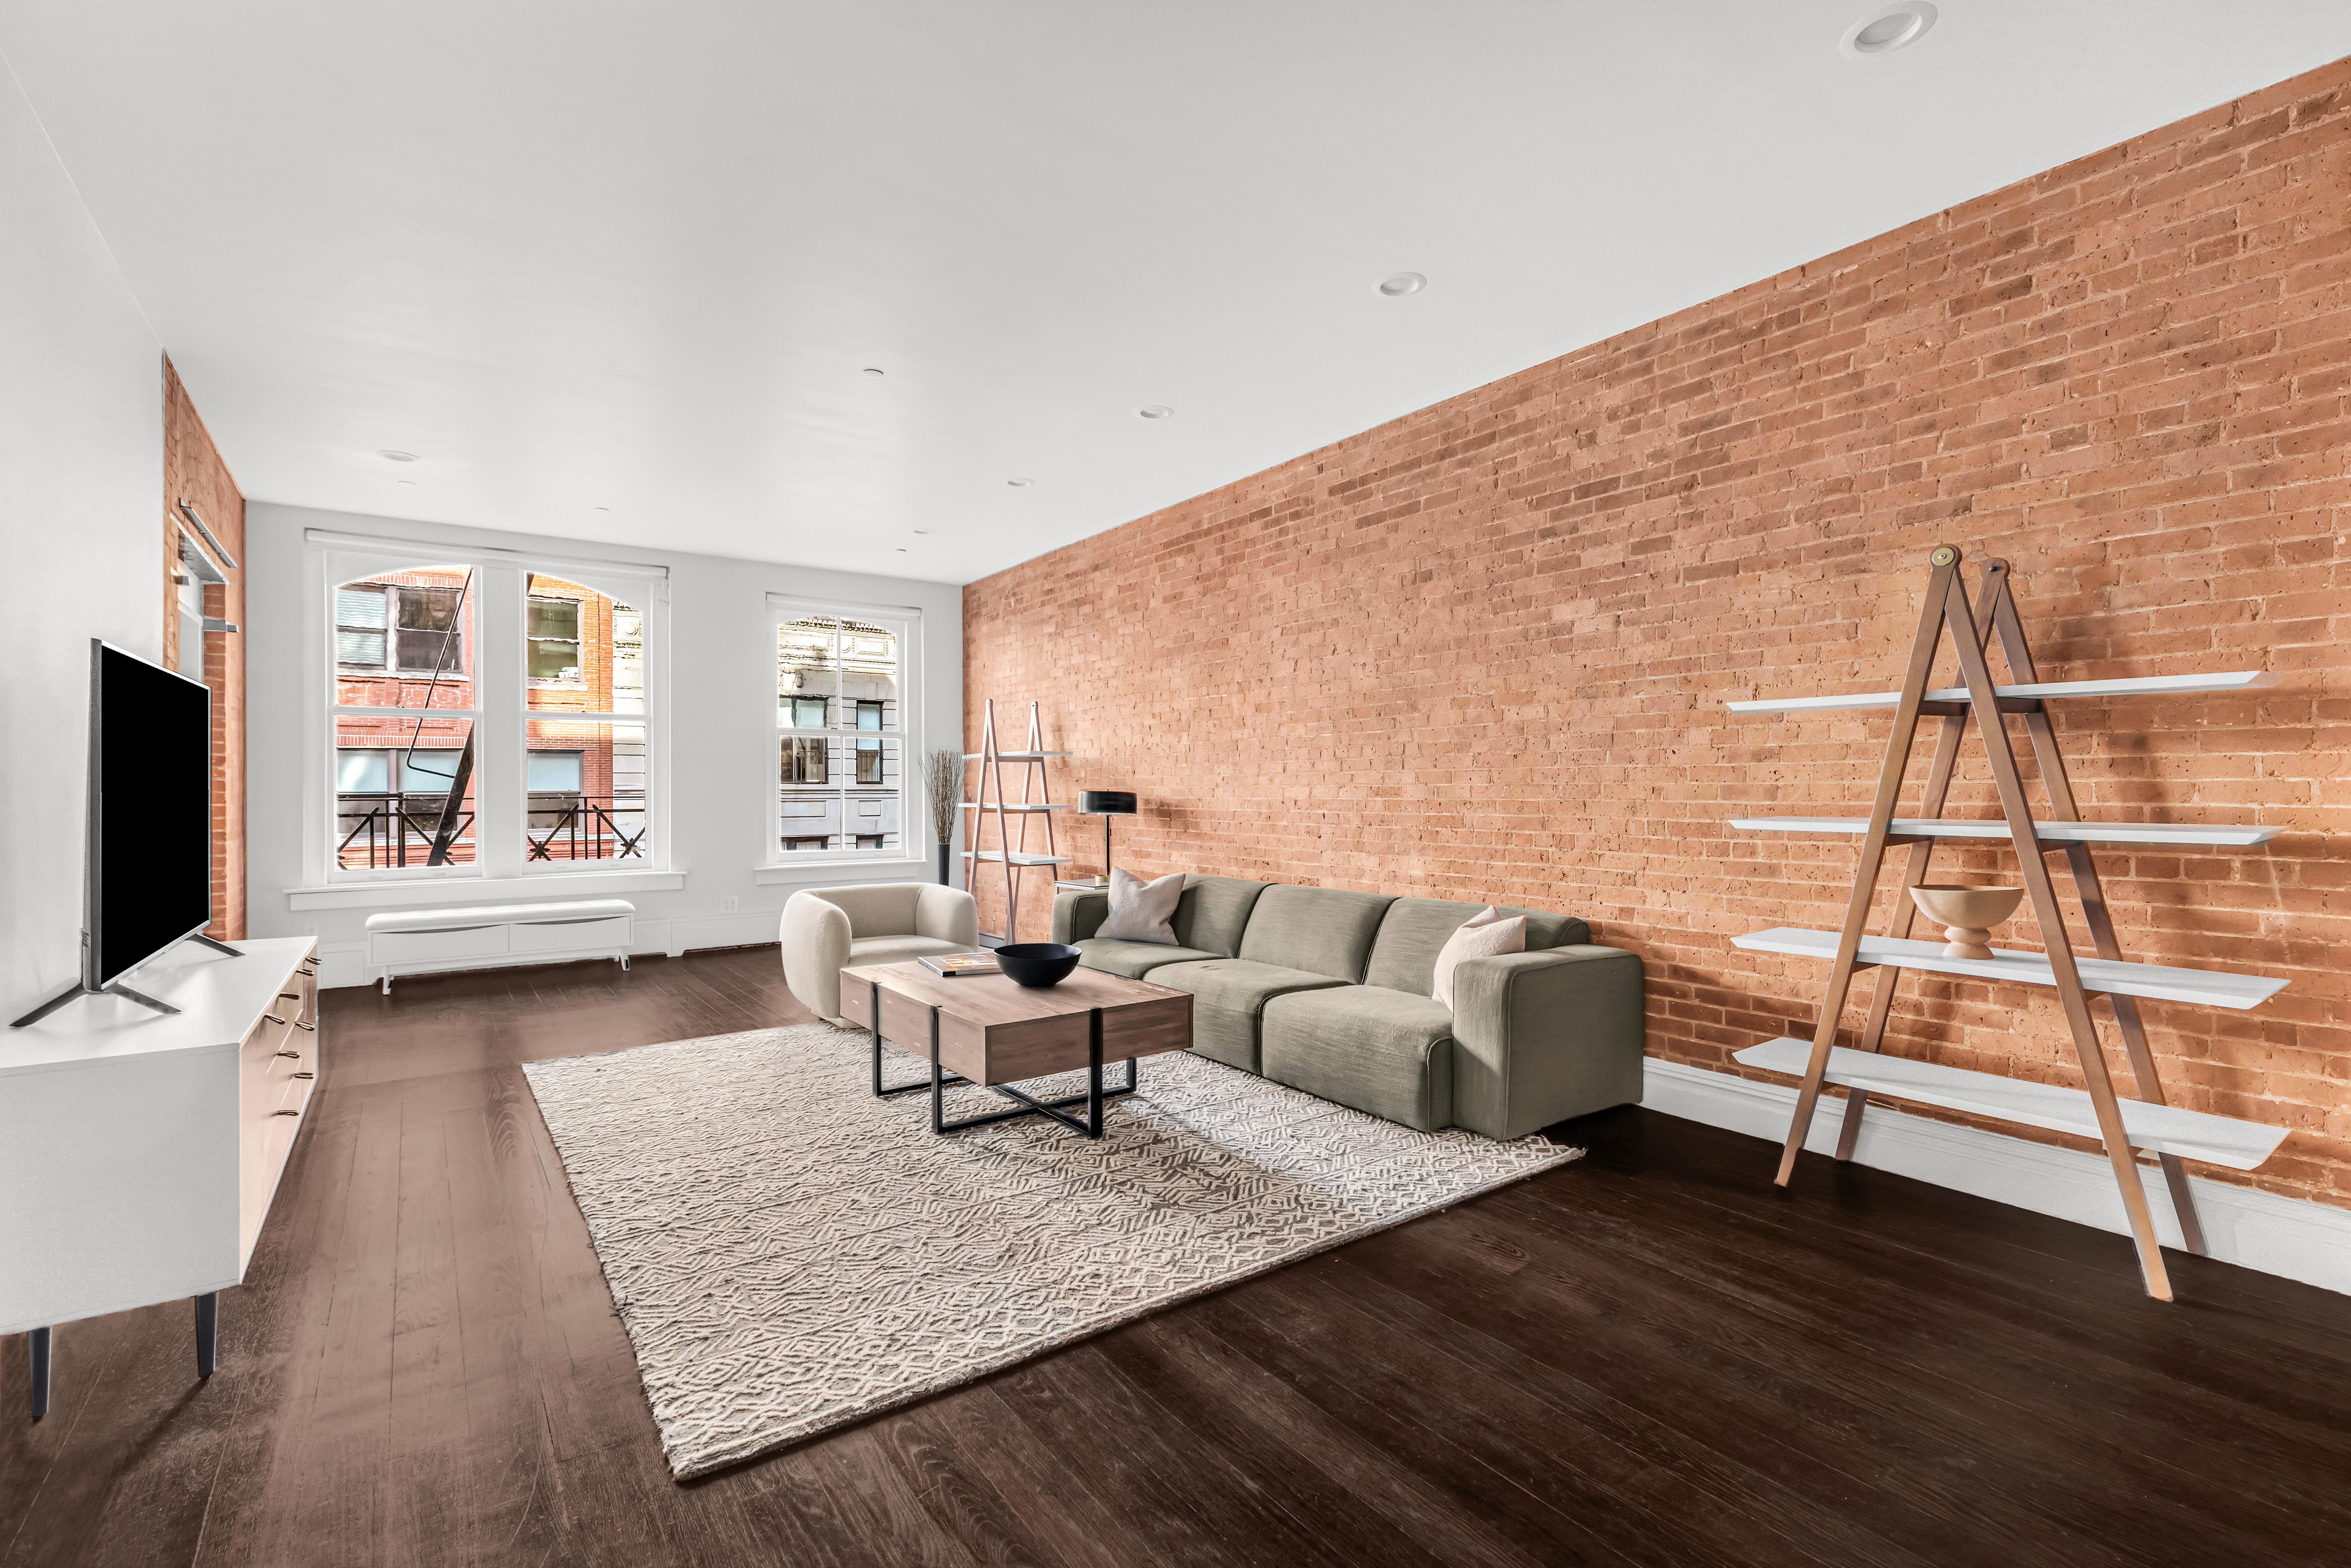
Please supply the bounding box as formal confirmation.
[6,3,2348,584]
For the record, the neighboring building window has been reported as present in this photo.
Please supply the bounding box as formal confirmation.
[335,588,388,668]
[395,586,466,673]
[785,737,828,784]
[527,751,584,792]
[336,748,391,794]
[327,555,661,878]
[774,604,908,856]
[527,595,584,682]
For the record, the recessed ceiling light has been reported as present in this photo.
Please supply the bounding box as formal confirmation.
[395,478,416,487]
[377,449,418,462]
[912,528,934,535]
[1006,477,1035,488]
[862,367,885,377]
[1841,2,1936,57]
[1138,405,1174,420]
[895,547,908,553]
[1379,272,1426,297]
[592,506,610,513]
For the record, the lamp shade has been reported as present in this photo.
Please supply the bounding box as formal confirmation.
[1080,790,1137,815]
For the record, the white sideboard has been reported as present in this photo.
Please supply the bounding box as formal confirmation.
[0,936,318,1416]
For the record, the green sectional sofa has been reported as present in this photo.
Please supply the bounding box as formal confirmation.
[1051,875,1643,1138]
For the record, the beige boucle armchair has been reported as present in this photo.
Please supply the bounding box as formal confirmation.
[780,882,979,1024]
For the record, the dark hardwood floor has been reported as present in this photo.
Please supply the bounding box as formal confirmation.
[3,945,2346,1567]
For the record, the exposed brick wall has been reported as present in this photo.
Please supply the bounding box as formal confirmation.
[162,359,247,941]
[965,61,2351,1211]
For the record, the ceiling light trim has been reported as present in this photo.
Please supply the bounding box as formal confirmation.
[1840,2,1937,59]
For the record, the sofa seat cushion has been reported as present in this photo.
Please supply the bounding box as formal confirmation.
[1144,959,1351,1073]
[845,934,972,971]
[1076,937,1224,979]
[1259,986,1457,1132]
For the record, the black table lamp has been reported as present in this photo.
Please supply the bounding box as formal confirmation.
[1080,791,1137,883]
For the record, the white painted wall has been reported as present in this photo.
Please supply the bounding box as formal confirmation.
[0,55,164,1021]
[243,503,964,985]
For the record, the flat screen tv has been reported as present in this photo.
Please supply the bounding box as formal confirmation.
[9,641,217,1026]
[90,640,215,988]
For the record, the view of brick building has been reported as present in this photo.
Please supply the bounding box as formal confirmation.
[333,567,644,867]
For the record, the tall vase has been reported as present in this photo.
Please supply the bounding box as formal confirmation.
[937,842,953,886]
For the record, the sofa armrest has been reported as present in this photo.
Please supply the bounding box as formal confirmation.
[1052,888,1110,944]
[779,892,854,1021]
[914,884,979,945]
[1449,945,1644,1139]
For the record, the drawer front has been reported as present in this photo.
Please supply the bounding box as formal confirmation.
[511,915,631,954]
[371,924,511,963]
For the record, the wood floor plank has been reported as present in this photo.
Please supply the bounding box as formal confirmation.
[5,946,2345,1568]
[1497,1165,2351,1541]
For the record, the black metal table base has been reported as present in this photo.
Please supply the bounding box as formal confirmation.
[868,978,1136,1140]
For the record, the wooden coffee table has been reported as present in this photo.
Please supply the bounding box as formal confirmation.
[839,960,1193,1138]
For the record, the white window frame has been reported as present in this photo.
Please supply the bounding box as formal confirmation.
[300,532,673,896]
[767,594,922,870]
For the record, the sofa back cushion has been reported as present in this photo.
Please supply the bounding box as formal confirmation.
[812,882,923,938]
[1365,898,1592,998]
[1236,885,1397,982]
[1174,875,1272,957]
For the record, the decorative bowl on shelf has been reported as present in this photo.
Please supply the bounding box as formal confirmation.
[993,942,1083,988]
[1908,884,2025,961]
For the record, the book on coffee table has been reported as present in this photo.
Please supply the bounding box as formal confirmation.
[919,952,1000,977]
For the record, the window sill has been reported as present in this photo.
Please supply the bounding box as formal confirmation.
[286,868,687,911]
[752,857,931,886]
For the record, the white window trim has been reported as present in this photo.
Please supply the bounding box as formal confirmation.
[766,593,923,869]
[300,536,673,895]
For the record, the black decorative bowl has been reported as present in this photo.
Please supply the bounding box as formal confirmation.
[995,942,1082,988]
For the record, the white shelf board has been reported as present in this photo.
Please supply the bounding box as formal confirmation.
[962,751,1072,760]
[1731,927,2287,1011]
[1733,1037,2287,1171]
[1727,670,2273,714]
[1730,817,2282,847]
[959,801,1068,811]
[961,851,1073,866]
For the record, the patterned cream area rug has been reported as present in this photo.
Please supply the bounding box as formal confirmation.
[523,1022,1580,1478]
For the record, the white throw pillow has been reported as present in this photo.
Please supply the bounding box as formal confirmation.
[1095,868,1185,945]
[1431,906,1525,1009]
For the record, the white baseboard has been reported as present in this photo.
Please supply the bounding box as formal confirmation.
[1640,1058,2351,1298]
[635,911,780,957]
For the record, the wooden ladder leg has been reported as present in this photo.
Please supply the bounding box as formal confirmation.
[1986,576,2207,1260]
[1775,546,1962,1187]
[2068,846,2207,1255]
[1835,561,2006,1159]
[1941,571,2172,1300]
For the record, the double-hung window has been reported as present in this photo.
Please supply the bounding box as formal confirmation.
[318,538,667,884]
[772,599,916,860]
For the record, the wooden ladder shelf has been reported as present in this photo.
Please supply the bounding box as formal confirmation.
[961,698,1072,940]
[1727,545,2289,1301]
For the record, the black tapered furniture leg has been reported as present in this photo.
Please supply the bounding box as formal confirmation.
[28,1326,50,1420]
[195,1292,218,1378]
